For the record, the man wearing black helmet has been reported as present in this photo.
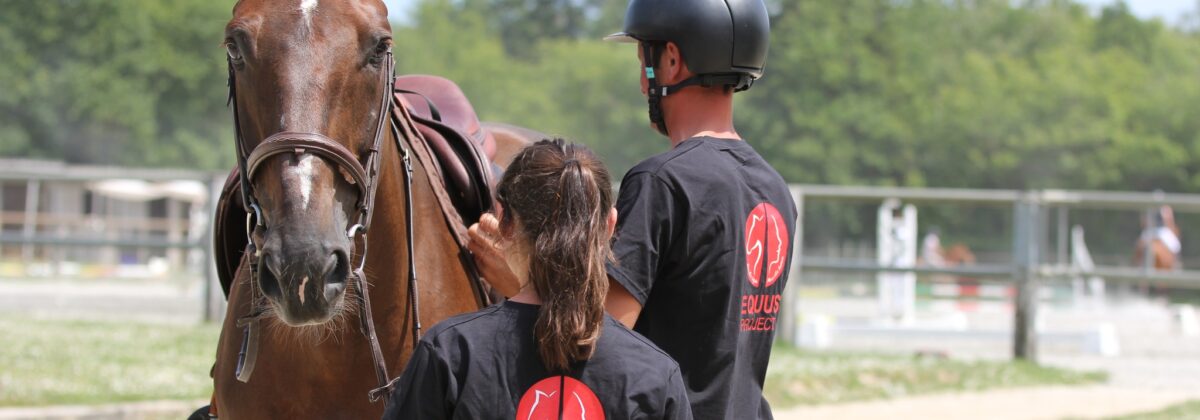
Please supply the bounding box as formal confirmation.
[468,0,795,418]
[598,0,795,419]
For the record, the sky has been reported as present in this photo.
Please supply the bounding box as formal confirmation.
[1078,0,1197,23]
[382,0,1197,25]
[382,0,415,23]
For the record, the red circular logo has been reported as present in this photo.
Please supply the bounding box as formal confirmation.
[745,202,788,288]
[516,376,605,420]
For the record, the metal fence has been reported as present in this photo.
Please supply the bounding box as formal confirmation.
[4,161,1198,360]
[780,185,1200,362]
[0,160,227,321]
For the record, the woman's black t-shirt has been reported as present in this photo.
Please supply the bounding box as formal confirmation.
[382,300,693,420]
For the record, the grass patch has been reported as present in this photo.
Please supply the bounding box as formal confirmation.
[1,318,1109,409]
[0,316,219,407]
[764,344,1107,408]
[1106,400,1200,420]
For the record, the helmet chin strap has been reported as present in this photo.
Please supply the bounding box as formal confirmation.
[641,42,669,137]
[642,42,757,138]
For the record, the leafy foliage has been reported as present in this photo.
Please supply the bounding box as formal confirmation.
[0,0,233,169]
[0,0,1198,192]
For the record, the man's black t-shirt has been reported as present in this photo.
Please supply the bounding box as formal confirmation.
[606,137,796,420]
[382,300,693,420]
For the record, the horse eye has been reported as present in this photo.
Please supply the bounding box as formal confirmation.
[226,40,243,62]
[369,39,391,65]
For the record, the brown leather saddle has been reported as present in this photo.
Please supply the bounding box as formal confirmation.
[213,75,498,296]
[394,74,498,222]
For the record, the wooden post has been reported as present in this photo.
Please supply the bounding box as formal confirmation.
[22,180,40,261]
[167,198,182,269]
[203,174,227,323]
[1056,206,1068,266]
[1013,198,1040,363]
[0,181,6,258]
[1142,207,1156,274]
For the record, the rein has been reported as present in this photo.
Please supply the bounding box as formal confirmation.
[224,50,427,402]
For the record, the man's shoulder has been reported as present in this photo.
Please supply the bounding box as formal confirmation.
[624,138,712,180]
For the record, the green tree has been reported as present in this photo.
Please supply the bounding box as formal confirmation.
[0,0,234,169]
[393,0,658,176]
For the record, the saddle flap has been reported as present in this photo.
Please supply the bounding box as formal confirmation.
[213,169,249,298]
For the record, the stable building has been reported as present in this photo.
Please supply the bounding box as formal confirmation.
[0,158,222,279]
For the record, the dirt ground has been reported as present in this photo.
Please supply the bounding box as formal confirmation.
[774,385,1200,420]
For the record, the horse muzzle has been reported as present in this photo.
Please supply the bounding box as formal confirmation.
[257,245,352,325]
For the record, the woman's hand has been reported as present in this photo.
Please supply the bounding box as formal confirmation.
[468,213,521,298]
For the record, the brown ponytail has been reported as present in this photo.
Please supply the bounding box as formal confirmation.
[495,139,614,373]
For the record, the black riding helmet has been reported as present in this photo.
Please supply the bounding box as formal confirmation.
[605,0,770,135]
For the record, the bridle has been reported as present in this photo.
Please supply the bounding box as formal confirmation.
[226,49,417,402]
[230,51,394,273]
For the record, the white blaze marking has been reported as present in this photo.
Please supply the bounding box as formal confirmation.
[298,276,309,304]
[300,0,318,24]
[294,154,317,211]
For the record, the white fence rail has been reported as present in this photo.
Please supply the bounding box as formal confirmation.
[3,161,1199,358]
[782,185,1200,362]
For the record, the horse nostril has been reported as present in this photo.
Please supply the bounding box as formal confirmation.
[327,250,350,284]
[257,252,283,299]
[322,250,350,302]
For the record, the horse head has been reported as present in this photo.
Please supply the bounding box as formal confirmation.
[225,0,392,326]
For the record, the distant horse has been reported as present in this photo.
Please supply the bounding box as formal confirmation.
[920,235,977,284]
[1134,206,1182,270]
[944,244,976,266]
[1135,239,1179,270]
[919,231,975,268]
[205,1,536,418]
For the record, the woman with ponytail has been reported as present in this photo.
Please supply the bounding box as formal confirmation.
[383,139,691,420]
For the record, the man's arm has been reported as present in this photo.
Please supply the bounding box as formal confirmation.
[605,278,642,328]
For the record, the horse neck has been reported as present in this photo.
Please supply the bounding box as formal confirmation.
[361,124,413,309]
[358,119,478,358]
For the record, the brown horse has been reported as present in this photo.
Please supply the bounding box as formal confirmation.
[1135,240,1180,270]
[209,1,534,418]
[1134,206,1182,270]
[483,122,551,168]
